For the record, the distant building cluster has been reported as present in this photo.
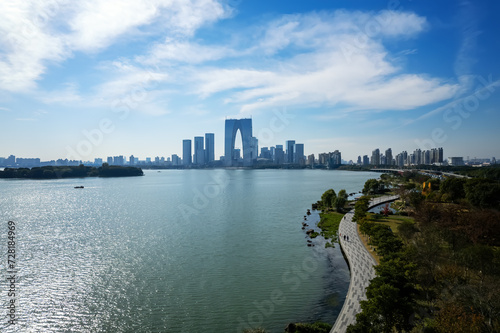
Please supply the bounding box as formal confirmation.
[353,147,494,167]
[358,147,445,167]
[1,119,497,169]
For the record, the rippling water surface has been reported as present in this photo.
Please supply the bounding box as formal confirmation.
[0,169,379,332]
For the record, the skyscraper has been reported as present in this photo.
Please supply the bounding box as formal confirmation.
[224,118,253,166]
[194,136,205,165]
[183,139,192,166]
[275,145,284,165]
[286,140,295,164]
[371,149,380,166]
[251,137,258,161]
[385,148,392,166]
[295,143,304,165]
[205,133,215,164]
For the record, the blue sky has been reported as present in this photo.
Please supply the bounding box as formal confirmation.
[1,0,499,162]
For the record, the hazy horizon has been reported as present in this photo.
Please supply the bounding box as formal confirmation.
[1,0,499,161]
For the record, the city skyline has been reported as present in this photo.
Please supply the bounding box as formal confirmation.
[1,1,500,161]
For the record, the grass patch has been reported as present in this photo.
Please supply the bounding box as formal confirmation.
[318,211,343,245]
[309,231,320,238]
[365,213,414,234]
[285,322,332,333]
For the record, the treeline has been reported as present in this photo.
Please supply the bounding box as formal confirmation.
[347,173,500,332]
[0,164,144,179]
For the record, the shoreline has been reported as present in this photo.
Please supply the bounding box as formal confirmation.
[329,195,399,333]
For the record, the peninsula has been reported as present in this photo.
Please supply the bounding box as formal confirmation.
[0,164,144,179]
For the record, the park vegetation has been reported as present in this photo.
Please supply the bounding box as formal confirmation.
[0,163,144,179]
[347,171,500,333]
[316,188,349,248]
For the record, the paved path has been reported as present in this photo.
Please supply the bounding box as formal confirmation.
[330,195,399,333]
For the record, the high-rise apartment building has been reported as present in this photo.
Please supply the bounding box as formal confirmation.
[371,149,380,166]
[385,148,392,166]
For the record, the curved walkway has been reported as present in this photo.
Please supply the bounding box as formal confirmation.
[330,195,399,333]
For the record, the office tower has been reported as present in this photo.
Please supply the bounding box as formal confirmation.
[448,157,464,166]
[251,137,258,161]
[275,145,284,165]
[362,155,369,166]
[371,149,380,166]
[224,118,253,166]
[295,143,304,165]
[205,133,215,164]
[194,136,205,165]
[357,156,362,165]
[385,148,392,166]
[286,140,295,164]
[129,155,135,165]
[183,139,192,166]
[270,146,276,160]
[172,154,180,166]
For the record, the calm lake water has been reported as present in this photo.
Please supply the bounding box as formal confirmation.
[0,169,379,333]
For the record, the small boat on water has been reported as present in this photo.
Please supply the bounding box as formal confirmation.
[74,186,84,189]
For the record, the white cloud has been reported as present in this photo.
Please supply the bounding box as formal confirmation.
[138,39,233,65]
[0,0,231,92]
[0,2,68,91]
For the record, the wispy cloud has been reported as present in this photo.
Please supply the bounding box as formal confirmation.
[0,0,231,92]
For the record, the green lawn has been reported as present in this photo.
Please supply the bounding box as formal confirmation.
[366,213,415,234]
[318,211,344,241]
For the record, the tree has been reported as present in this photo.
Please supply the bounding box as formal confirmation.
[334,189,348,212]
[381,203,390,217]
[353,196,370,222]
[465,178,500,209]
[363,179,380,195]
[440,177,466,203]
[320,189,336,209]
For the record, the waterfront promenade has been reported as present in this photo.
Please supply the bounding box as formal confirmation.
[330,195,399,333]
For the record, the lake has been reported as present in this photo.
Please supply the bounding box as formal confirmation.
[0,169,379,332]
